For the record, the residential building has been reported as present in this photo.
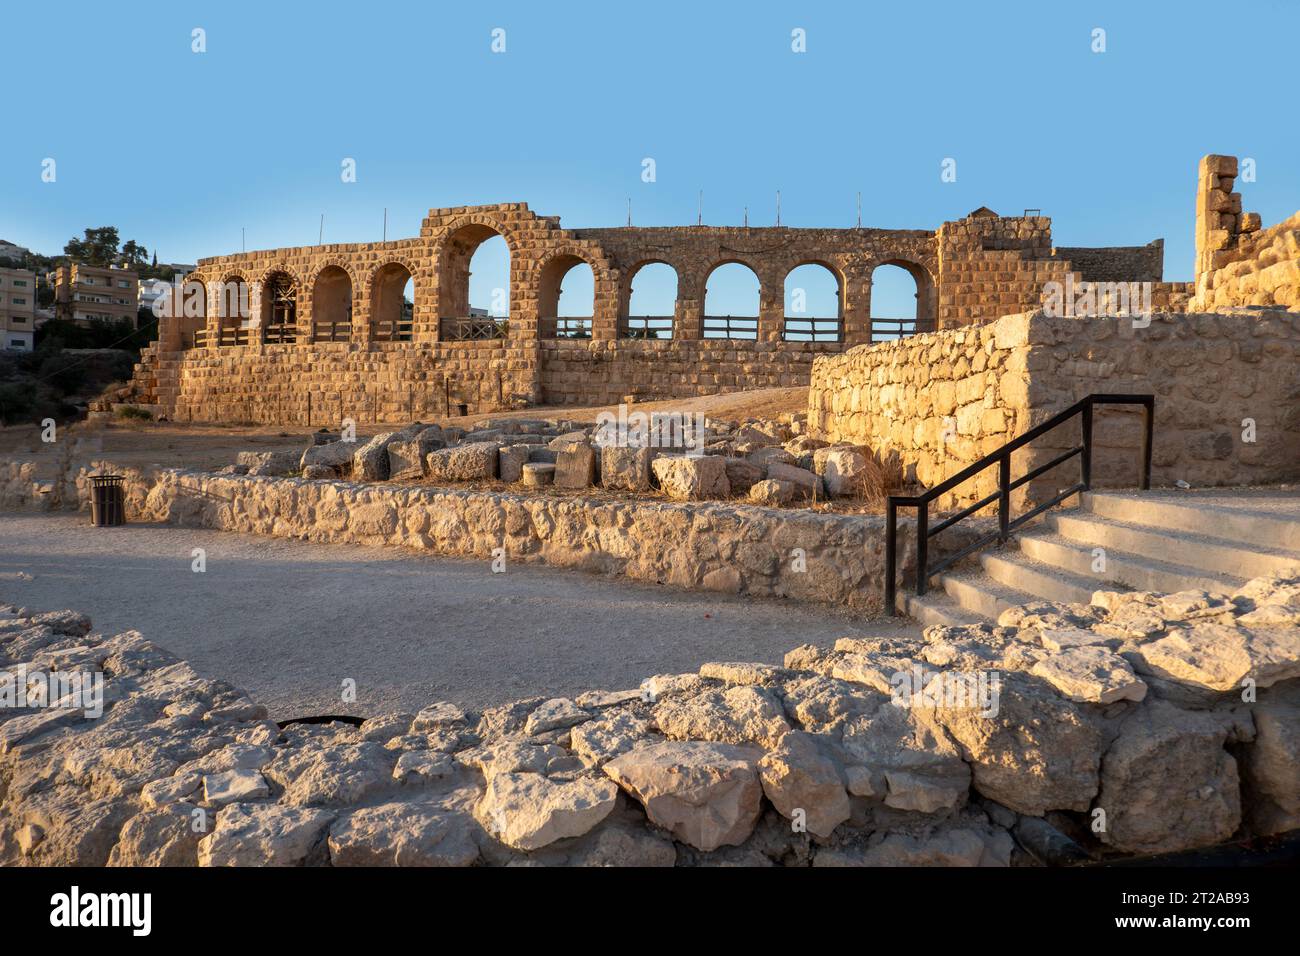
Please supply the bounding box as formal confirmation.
[50,263,139,327]
[0,267,37,350]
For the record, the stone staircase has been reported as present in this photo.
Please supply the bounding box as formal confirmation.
[901,489,1300,627]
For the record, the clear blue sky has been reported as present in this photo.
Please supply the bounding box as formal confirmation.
[3,0,1297,318]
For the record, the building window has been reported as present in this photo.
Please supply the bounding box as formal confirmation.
[118,280,130,288]
[13,279,27,287]
[12,297,25,305]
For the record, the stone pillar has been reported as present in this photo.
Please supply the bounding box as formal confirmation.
[841,267,871,346]
[758,281,783,342]
[1194,155,1241,295]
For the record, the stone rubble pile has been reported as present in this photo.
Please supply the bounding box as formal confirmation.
[220,410,892,507]
[2,573,1295,867]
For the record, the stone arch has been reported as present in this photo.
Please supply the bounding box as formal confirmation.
[536,247,612,338]
[782,260,844,342]
[869,258,937,339]
[620,259,679,339]
[211,270,255,346]
[703,260,762,339]
[258,267,301,344]
[369,258,419,342]
[311,264,354,342]
[434,216,521,339]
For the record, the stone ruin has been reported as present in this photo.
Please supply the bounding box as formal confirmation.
[1,572,1296,866]
[109,161,1230,424]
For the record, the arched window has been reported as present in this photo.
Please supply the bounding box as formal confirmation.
[216,274,252,346]
[312,266,352,342]
[173,277,207,349]
[260,272,298,344]
[539,255,594,338]
[439,225,509,340]
[623,262,676,339]
[782,263,842,342]
[703,262,760,340]
[870,262,925,341]
[371,263,414,342]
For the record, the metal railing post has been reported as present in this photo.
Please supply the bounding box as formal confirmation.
[1081,398,1094,489]
[885,500,898,616]
[998,454,1011,543]
[916,501,929,597]
[1140,398,1154,490]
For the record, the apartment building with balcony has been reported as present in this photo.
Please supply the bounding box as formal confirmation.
[50,263,140,327]
[0,267,38,351]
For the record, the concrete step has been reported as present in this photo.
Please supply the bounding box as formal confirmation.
[977,548,1100,606]
[934,568,1045,621]
[1016,529,1244,596]
[897,590,986,629]
[1044,511,1300,582]
[1083,491,1300,551]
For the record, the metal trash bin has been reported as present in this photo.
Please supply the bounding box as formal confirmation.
[89,475,126,527]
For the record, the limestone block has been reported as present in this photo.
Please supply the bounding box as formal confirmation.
[652,455,730,501]
[766,462,823,499]
[426,442,499,483]
[521,463,556,488]
[555,444,597,490]
[601,446,652,492]
[498,445,531,484]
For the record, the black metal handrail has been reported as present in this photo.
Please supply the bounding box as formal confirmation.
[885,393,1154,615]
[782,318,843,342]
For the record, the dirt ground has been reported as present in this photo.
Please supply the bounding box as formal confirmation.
[0,386,809,475]
[0,513,920,720]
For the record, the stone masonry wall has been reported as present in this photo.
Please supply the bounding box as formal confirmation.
[808,310,1300,508]
[540,339,840,406]
[1192,155,1300,312]
[119,191,1179,423]
[0,462,978,609]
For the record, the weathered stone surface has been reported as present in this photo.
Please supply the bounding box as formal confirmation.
[814,446,870,497]
[554,443,597,490]
[198,803,335,867]
[722,457,765,496]
[604,741,764,851]
[525,698,591,736]
[652,455,730,500]
[352,432,396,481]
[1095,700,1241,855]
[748,479,797,507]
[328,801,479,866]
[569,712,653,769]
[600,446,652,492]
[655,685,790,748]
[300,440,355,476]
[758,731,850,837]
[1030,646,1147,704]
[766,462,823,499]
[108,804,202,866]
[1240,681,1300,835]
[839,703,970,812]
[521,462,555,488]
[263,743,392,807]
[475,772,618,851]
[932,674,1107,815]
[386,427,445,480]
[498,445,531,484]
[426,441,498,483]
[202,768,270,806]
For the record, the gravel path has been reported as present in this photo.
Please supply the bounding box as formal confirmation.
[0,513,919,720]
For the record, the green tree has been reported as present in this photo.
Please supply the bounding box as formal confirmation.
[63,226,121,266]
[121,239,149,268]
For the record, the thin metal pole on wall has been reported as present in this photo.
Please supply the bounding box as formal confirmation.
[318,215,325,246]
[697,191,702,226]
[383,208,387,242]
[857,192,862,229]
[776,190,782,227]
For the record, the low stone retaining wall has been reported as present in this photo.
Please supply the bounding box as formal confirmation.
[2,459,977,607]
[2,573,1296,866]
[808,310,1300,507]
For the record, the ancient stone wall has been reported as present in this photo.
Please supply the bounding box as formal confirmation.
[1192,155,1300,311]
[4,574,1297,866]
[121,195,1173,423]
[1052,240,1165,283]
[808,310,1300,507]
[539,339,838,406]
